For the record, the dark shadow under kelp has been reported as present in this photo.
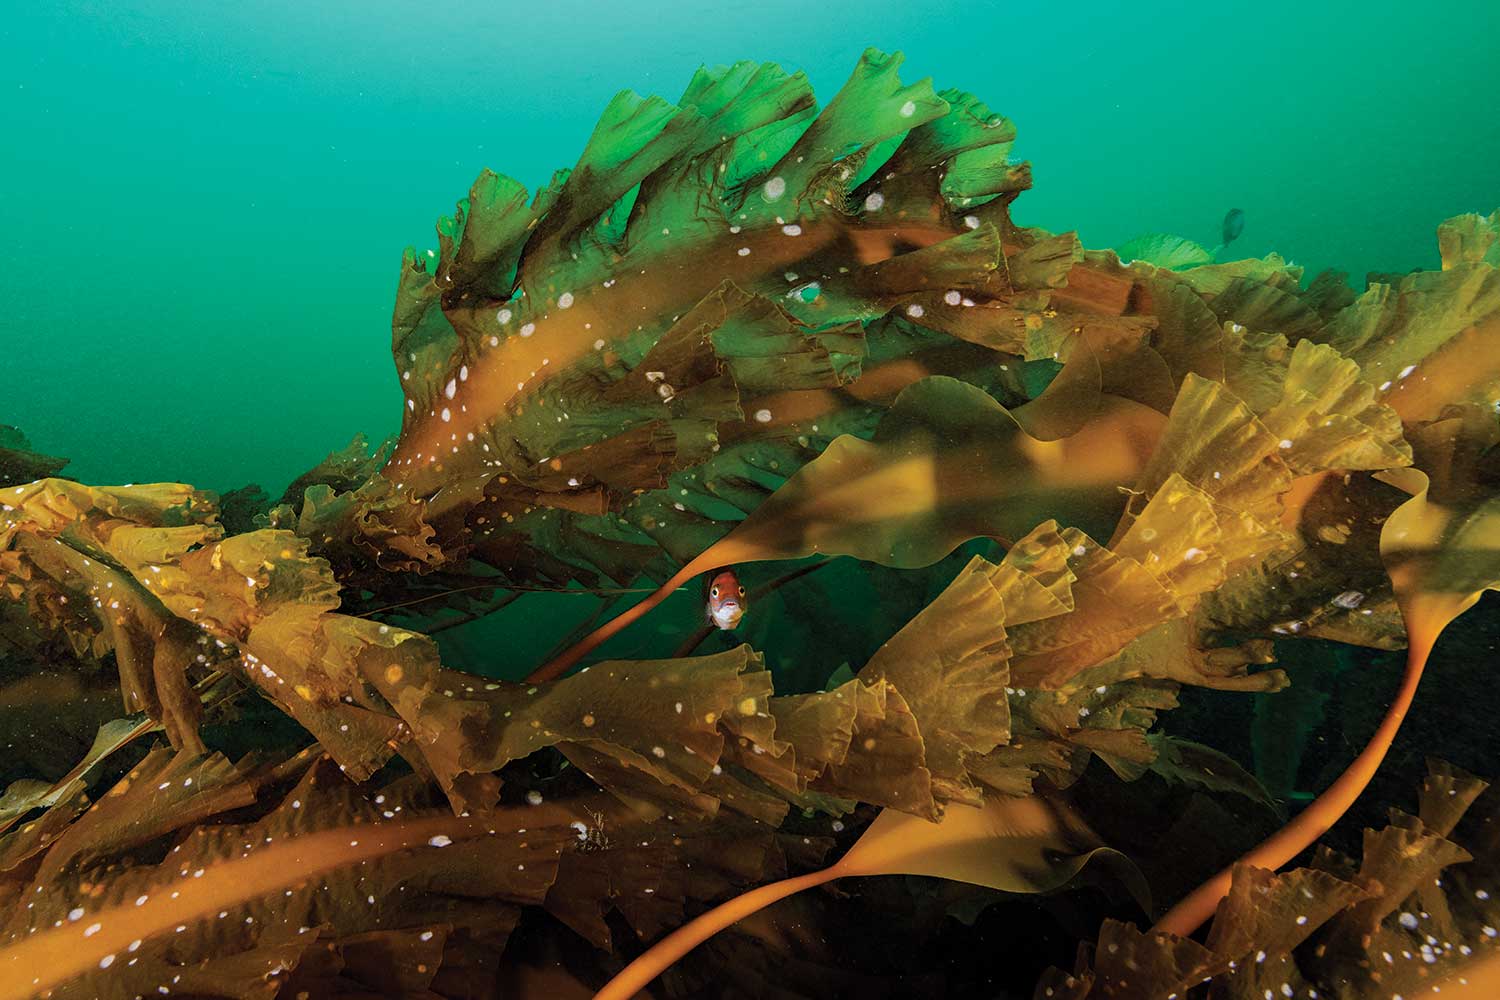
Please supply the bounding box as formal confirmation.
[2,49,1500,999]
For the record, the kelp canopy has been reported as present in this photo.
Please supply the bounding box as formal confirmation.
[3,48,1500,999]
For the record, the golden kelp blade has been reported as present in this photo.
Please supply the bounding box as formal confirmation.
[593,793,1139,1000]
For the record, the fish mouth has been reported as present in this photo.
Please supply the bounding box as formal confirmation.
[711,603,743,629]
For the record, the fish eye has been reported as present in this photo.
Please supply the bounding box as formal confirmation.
[711,586,719,597]
[738,586,746,596]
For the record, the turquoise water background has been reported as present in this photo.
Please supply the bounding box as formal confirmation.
[4,0,1498,498]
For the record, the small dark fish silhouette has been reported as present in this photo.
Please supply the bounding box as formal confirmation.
[1221,208,1245,247]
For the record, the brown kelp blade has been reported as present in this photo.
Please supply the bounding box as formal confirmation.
[593,793,1143,1000]
[0,758,581,1000]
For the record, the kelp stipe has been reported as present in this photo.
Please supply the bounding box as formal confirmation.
[4,47,1500,997]
[0,756,579,1000]
[596,793,1143,1000]
[1159,413,1500,936]
[1034,758,1500,998]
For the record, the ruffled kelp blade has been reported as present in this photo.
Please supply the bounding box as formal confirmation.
[1155,445,1500,937]
[530,375,1163,679]
[1115,233,1214,270]
[594,792,1145,1000]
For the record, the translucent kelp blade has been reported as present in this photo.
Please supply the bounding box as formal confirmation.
[1115,233,1214,270]
[33,747,255,882]
[1,479,223,747]
[1130,373,1293,528]
[415,648,762,795]
[531,376,1163,680]
[1,480,505,809]
[1320,264,1500,425]
[595,793,1142,1000]
[1198,469,1411,649]
[855,554,1017,801]
[0,714,149,838]
[1138,277,1227,385]
[1210,276,1326,342]
[1145,735,1282,816]
[275,474,448,575]
[1437,209,1500,269]
[384,49,972,501]
[1149,250,1304,299]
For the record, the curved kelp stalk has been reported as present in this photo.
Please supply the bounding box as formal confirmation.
[1155,434,1500,937]
[0,756,581,1000]
[593,793,1145,1000]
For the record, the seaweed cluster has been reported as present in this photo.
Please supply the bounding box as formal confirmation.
[2,49,1500,998]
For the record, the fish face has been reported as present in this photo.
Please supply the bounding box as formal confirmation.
[706,570,747,630]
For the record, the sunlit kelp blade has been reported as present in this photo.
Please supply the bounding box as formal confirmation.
[1115,233,1214,270]
[371,45,1187,617]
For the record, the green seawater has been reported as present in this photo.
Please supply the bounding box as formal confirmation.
[4,0,1498,497]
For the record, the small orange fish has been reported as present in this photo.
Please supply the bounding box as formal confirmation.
[704,568,746,630]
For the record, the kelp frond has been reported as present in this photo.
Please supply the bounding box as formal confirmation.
[4,47,1500,997]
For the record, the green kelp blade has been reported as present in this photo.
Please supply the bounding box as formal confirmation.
[529,376,1164,680]
[593,792,1145,1000]
[1116,233,1214,270]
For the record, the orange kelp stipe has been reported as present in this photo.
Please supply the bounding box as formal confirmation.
[1155,464,1491,938]
[1152,619,1437,938]
[1434,947,1500,998]
[0,802,572,1000]
[594,795,1137,1000]
[593,867,841,1000]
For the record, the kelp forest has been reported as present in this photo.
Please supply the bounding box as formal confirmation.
[4,49,1500,999]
